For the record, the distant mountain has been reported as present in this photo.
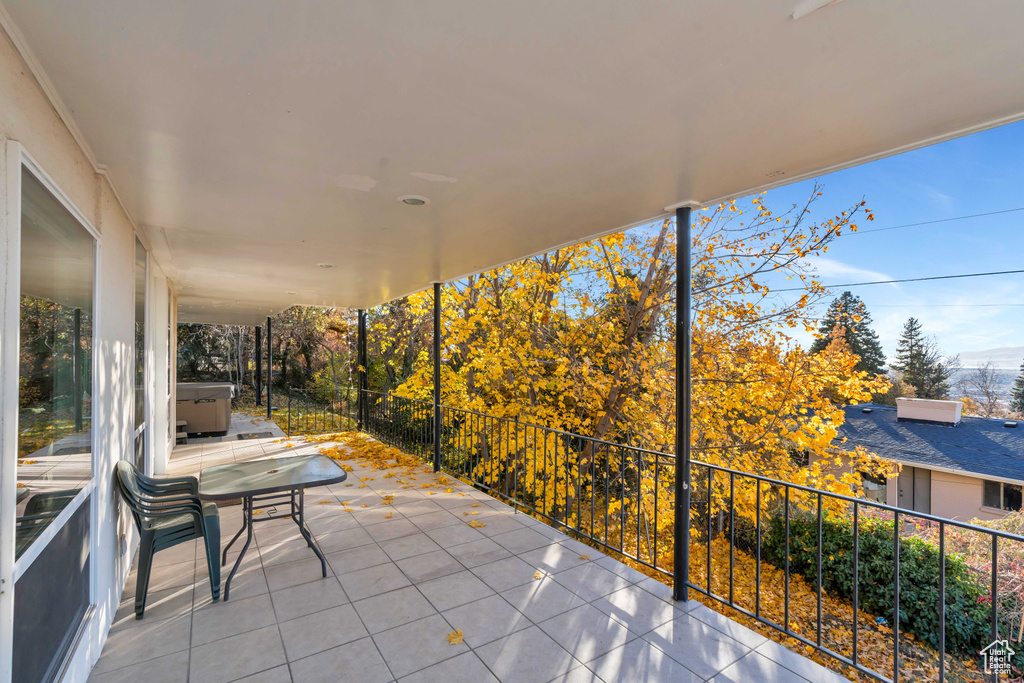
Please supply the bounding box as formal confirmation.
[955,346,1024,370]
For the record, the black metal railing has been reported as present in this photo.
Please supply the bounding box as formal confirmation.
[356,389,1024,682]
[283,388,357,436]
[689,460,1024,682]
[362,390,434,457]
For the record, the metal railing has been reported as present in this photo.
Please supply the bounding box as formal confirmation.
[357,389,1024,682]
[283,388,356,436]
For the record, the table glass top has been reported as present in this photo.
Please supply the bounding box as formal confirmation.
[198,454,347,500]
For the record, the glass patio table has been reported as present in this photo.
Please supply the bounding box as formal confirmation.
[198,454,347,600]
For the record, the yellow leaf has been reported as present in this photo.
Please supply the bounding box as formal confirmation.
[445,488,454,493]
[385,512,393,519]
[468,520,486,528]
[445,629,464,645]
[318,499,332,504]
[533,571,543,580]
[471,503,481,507]
[578,554,590,560]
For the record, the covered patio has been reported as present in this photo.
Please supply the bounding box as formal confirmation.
[89,430,844,683]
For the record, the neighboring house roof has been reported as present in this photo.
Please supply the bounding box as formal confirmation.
[836,404,1024,485]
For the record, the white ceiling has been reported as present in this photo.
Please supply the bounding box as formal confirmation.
[4,0,1024,324]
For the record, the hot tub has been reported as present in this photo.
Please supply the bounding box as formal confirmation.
[176,382,236,435]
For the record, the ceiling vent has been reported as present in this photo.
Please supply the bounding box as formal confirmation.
[895,398,962,426]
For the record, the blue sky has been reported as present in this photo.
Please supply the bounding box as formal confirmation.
[744,119,1024,363]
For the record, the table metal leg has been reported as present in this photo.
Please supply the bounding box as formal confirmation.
[222,502,248,567]
[223,496,254,601]
[291,488,327,577]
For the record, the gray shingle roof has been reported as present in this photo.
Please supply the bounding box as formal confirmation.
[836,404,1024,484]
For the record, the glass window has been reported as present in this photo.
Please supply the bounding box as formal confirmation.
[983,480,1002,509]
[16,170,94,558]
[860,471,887,505]
[133,237,147,470]
[1004,484,1022,512]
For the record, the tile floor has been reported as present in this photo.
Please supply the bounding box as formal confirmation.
[89,427,849,683]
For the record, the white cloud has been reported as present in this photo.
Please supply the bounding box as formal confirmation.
[802,257,893,285]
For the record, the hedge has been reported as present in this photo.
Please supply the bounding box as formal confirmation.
[762,516,990,654]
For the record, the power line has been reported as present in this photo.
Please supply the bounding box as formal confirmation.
[773,268,1024,293]
[805,302,1024,308]
[852,207,1024,235]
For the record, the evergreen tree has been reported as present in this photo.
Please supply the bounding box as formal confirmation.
[1011,360,1024,415]
[809,291,886,375]
[890,317,958,399]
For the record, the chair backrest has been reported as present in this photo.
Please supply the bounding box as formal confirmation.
[114,460,148,529]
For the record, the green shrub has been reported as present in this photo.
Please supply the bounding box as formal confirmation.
[763,516,989,654]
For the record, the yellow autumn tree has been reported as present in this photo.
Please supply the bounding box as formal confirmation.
[379,185,891,569]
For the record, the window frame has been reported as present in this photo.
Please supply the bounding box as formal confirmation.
[1,141,102,674]
[983,479,1023,513]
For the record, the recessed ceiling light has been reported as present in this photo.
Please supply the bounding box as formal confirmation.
[317,263,334,269]
[398,195,430,206]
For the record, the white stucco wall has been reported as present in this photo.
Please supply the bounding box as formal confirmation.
[0,19,173,682]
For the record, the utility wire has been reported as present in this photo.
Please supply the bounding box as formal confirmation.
[804,302,1024,308]
[773,268,1024,293]
[851,207,1024,235]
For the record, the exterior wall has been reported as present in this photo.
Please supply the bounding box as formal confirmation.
[0,20,173,683]
[877,468,1009,522]
[816,448,1011,523]
[929,469,1008,523]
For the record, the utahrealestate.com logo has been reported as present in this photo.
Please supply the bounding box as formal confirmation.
[979,639,1015,675]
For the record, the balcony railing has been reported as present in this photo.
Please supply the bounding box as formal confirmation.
[354,388,1024,682]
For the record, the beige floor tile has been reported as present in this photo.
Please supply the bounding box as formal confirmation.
[365,517,421,543]
[425,522,487,548]
[264,556,331,592]
[585,639,702,683]
[189,624,287,683]
[475,625,582,683]
[231,664,294,682]
[338,562,411,601]
[590,585,683,635]
[379,533,443,561]
[398,651,498,683]
[469,555,541,593]
[288,637,392,683]
[445,537,511,568]
[111,585,194,629]
[500,577,587,624]
[88,650,190,683]
[371,613,468,679]
[417,570,494,612]
[91,614,191,675]
[191,593,277,646]
[538,604,638,664]
[551,562,630,602]
[270,575,349,623]
[279,603,367,661]
[441,594,531,648]
[353,585,438,634]
[395,549,464,583]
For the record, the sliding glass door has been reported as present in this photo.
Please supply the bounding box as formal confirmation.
[11,164,97,682]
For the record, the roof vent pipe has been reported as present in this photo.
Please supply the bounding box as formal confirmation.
[1006,421,1018,429]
